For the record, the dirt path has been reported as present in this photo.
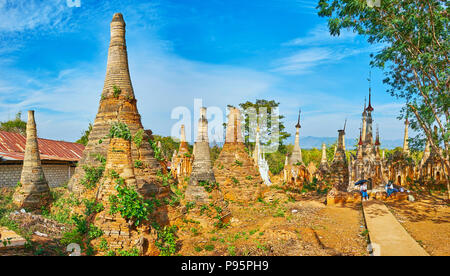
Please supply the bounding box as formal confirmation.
[386,194,450,256]
[362,200,429,256]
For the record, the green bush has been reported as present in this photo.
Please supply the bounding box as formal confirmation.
[198,181,220,193]
[154,225,178,256]
[108,172,151,226]
[108,122,132,141]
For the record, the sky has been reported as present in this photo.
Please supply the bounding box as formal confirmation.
[0,0,409,146]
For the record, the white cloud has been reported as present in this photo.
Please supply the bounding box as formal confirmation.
[0,0,72,33]
[284,23,357,46]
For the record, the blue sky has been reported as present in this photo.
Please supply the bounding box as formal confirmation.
[0,0,408,145]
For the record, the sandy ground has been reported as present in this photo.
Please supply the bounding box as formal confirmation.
[176,192,369,256]
[386,194,450,256]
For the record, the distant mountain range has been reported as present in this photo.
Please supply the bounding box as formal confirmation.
[297,136,403,150]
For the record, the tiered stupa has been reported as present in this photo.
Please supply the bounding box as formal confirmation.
[349,90,383,189]
[420,127,448,184]
[213,107,263,203]
[184,108,229,226]
[13,111,51,209]
[185,108,219,203]
[329,126,349,192]
[283,110,310,189]
[68,13,165,198]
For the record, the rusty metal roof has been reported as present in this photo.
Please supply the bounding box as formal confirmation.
[0,131,84,162]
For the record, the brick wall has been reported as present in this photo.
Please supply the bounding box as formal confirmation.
[0,163,75,188]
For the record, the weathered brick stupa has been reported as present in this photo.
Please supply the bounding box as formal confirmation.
[13,111,51,209]
[89,135,157,255]
[170,124,193,181]
[329,126,349,192]
[68,13,164,197]
[213,107,263,203]
[182,108,229,227]
[185,108,218,203]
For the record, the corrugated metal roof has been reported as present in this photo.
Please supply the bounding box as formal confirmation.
[0,131,84,162]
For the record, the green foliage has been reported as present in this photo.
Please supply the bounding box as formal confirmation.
[149,139,164,161]
[133,129,145,149]
[61,213,102,255]
[108,122,132,141]
[157,170,173,187]
[83,199,104,216]
[80,165,105,190]
[198,180,220,193]
[185,201,196,213]
[134,160,144,169]
[154,225,178,256]
[0,112,26,135]
[108,171,151,226]
[239,99,291,149]
[76,123,93,146]
[210,143,222,165]
[317,0,449,172]
[265,151,286,175]
[112,85,121,98]
[234,160,243,167]
[153,135,184,160]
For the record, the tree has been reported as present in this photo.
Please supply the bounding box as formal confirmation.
[0,112,26,135]
[239,99,291,152]
[153,135,184,160]
[317,0,449,198]
[76,123,93,146]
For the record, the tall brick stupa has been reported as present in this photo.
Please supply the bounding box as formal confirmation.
[13,111,51,209]
[213,107,263,203]
[68,13,164,197]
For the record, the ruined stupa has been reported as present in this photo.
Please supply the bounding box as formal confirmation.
[68,13,164,197]
[170,124,193,180]
[213,107,263,203]
[184,108,229,227]
[13,111,51,209]
[89,133,157,255]
[186,108,221,204]
[329,127,349,192]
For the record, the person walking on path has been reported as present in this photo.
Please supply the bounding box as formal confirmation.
[360,182,369,201]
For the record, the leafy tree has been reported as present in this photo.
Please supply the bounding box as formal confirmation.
[76,123,93,146]
[317,0,449,198]
[153,135,184,160]
[0,112,26,135]
[239,99,291,153]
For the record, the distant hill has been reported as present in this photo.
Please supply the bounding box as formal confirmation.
[296,136,403,150]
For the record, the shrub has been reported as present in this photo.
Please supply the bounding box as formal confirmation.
[108,172,150,226]
[198,181,219,193]
[112,85,121,98]
[108,122,132,141]
[133,129,144,149]
[154,225,178,256]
